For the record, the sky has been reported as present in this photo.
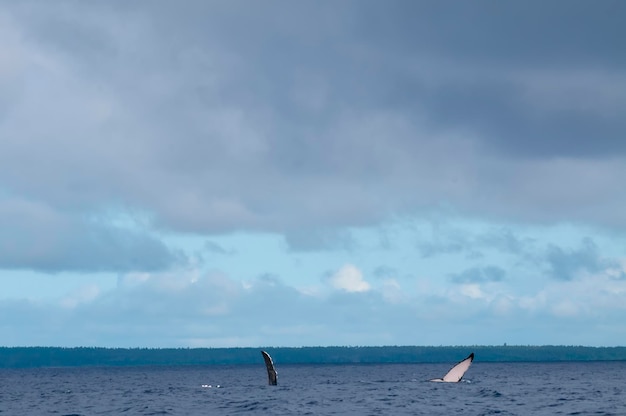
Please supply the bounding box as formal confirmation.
[1,0,625,348]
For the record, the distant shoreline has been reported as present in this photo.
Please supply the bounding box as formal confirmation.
[1,345,625,368]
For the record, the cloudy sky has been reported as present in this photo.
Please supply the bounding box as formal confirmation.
[1,1,625,348]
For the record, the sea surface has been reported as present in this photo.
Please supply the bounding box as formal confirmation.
[1,361,625,415]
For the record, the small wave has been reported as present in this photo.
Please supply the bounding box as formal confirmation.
[479,388,503,398]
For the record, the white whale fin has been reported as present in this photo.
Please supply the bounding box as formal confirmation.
[430,352,474,383]
[261,350,278,386]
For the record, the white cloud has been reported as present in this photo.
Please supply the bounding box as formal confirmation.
[328,264,371,293]
[459,284,486,300]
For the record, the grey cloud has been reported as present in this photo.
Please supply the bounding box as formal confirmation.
[418,239,471,259]
[475,228,535,256]
[545,238,617,281]
[417,225,529,259]
[0,199,182,272]
[0,0,625,256]
[285,228,357,252]
[449,266,506,284]
[346,1,626,159]
[65,226,182,273]
[420,79,626,159]
[417,224,542,262]
[350,1,625,67]
[416,220,476,258]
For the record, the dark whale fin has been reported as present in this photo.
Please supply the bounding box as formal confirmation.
[430,352,474,382]
[261,350,278,386]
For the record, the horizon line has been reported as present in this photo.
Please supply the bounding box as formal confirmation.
[2,344,625,349]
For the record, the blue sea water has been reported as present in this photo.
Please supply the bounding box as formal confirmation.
[1,361,625,415]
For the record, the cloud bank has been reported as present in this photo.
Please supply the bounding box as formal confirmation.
[0,1,625,347]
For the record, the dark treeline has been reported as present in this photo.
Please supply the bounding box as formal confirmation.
[0,345,625,368]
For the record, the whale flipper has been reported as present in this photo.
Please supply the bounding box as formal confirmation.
[261,350,278,386]
[430,352,474,382]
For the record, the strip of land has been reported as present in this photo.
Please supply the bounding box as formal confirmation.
[1,345,625,368]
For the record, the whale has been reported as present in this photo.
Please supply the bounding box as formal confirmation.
[429,352,474,382]
[261,350,278,385]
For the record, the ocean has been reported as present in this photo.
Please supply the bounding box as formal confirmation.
[1,361,624,415]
